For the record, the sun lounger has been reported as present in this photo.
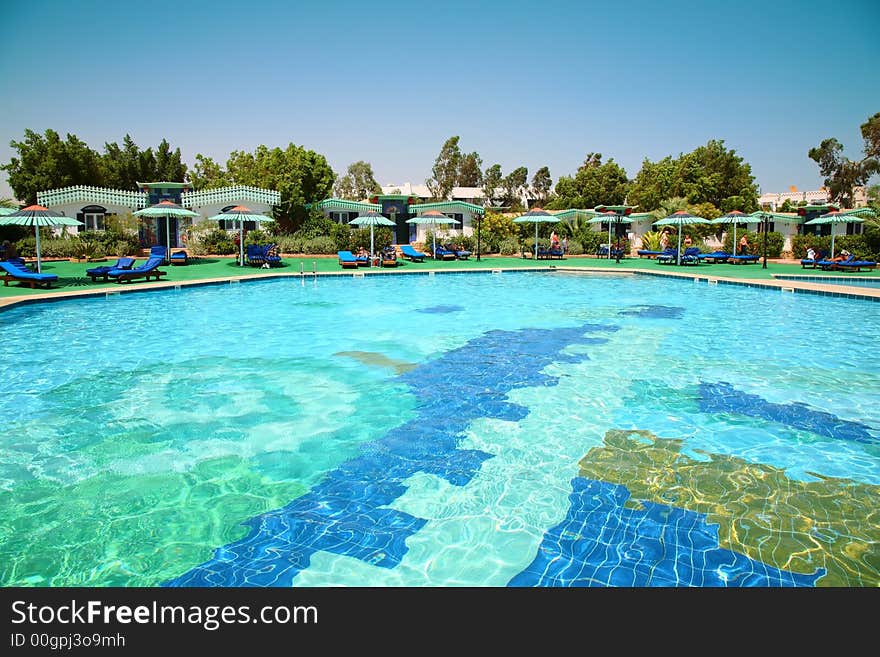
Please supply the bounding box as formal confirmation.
[400,244,427,262]
[637,249,666,258]
[338,250,361,269]
[444,244,471,260]
[108,255,166,283]
[656,248,678,264]
[800,250,828,269]
[728,254,759,264]
[170,250,188,266]
[0,260,58,288]
[681,247,701,265]
[380,248,398,267]
[263,244,282,267]
[246,244,266,267]
[698,251,730,263]
[86,257,136,282]
[817,255,857,271]
[836,258,877,272]
[433,245,457,260]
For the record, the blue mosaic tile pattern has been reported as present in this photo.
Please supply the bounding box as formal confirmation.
[698,382,877,445]
[618,305,685,319]
[166,322,614,586]
[508,477,824,587]
[418,304,465,314]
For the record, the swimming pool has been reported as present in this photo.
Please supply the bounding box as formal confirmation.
[1,271,877,587]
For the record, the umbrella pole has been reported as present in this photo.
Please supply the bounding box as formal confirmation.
[733,223,737,254]
[608,223,612,259]
[166,216,171,264]
[831,231,835,259]
[535,224,538,260]
[677,227,682,266]
[432,222,436,259]
[35,225,42,273]
[239,219,244,266]
[370,226,375,267]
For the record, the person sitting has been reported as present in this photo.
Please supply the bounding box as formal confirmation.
[683,234,693,247]
[806,247,816,261]
[738,235,750,254]
[831,249,852,262]
[2,240,18,261]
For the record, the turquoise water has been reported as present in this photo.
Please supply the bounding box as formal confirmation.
[0,271,878,587]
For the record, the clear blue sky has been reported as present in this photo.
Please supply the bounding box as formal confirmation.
[1,0,878,200]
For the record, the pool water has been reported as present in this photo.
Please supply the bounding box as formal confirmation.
[0,271,877,587]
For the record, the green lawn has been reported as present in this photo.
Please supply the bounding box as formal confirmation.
[2,253,877,298]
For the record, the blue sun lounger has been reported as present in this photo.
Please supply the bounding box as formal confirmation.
[433,245,457,260]
[400,244,427,262]
[338,251,362,269]
[107,255,166,283]
[637,249,666,258]
[728,254,759,264]
[86,257,135,282]
[0,260,58,288]
[698,251,730,263]
[836,258,877,272]
[656,248,678,264]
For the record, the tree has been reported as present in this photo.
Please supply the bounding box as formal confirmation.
[99,135,186,189]
[548,153,628,209]
[426,136,462,200]
[458,151,483,187]
[333,161,381,200]
[628,140,758,211]
[808,113,880,207]
[503,166,528,206]
[531,166,553,204]
[187,154,229,189]
[3,129,104,204]
[221,144,335,231]
[154,139,186,181]
[482,164,503,206]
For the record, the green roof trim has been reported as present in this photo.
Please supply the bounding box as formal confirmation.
[802,203,839,211]
[839,207,876,218]
[308,198,381,213]
[750,211,803,223]
[551,209,596,221]
[408,201,485,215]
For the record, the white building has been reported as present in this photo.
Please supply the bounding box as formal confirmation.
[759,186,868,210]
[38,182,280,248]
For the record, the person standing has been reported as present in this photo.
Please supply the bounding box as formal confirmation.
[660,231,669,250]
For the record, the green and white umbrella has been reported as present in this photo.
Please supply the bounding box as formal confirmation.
[513,208,559,260]
[406,210,460,258]
[653,211,711,265]
[207,205,274,266]
[0,204,83,272]
[134,200,199,263]
[588,211,624,258]
[0,207,16,216]
[804,208,875,258]
[711,210,751,253]
[350,211,396,264]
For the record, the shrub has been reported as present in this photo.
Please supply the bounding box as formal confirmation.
[274,236,301,254]
[791,233,876,260]
[349,227,393,252]
[577,230,604,255]
[722,230,783,257]
[640,231,663,251]
[300,236,338,255]
[566,240,584,255]
[497,237,521,255]
[197,229,236,255]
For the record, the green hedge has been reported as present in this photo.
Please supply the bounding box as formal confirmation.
[791,232,879,260]
[722,230,784,258]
